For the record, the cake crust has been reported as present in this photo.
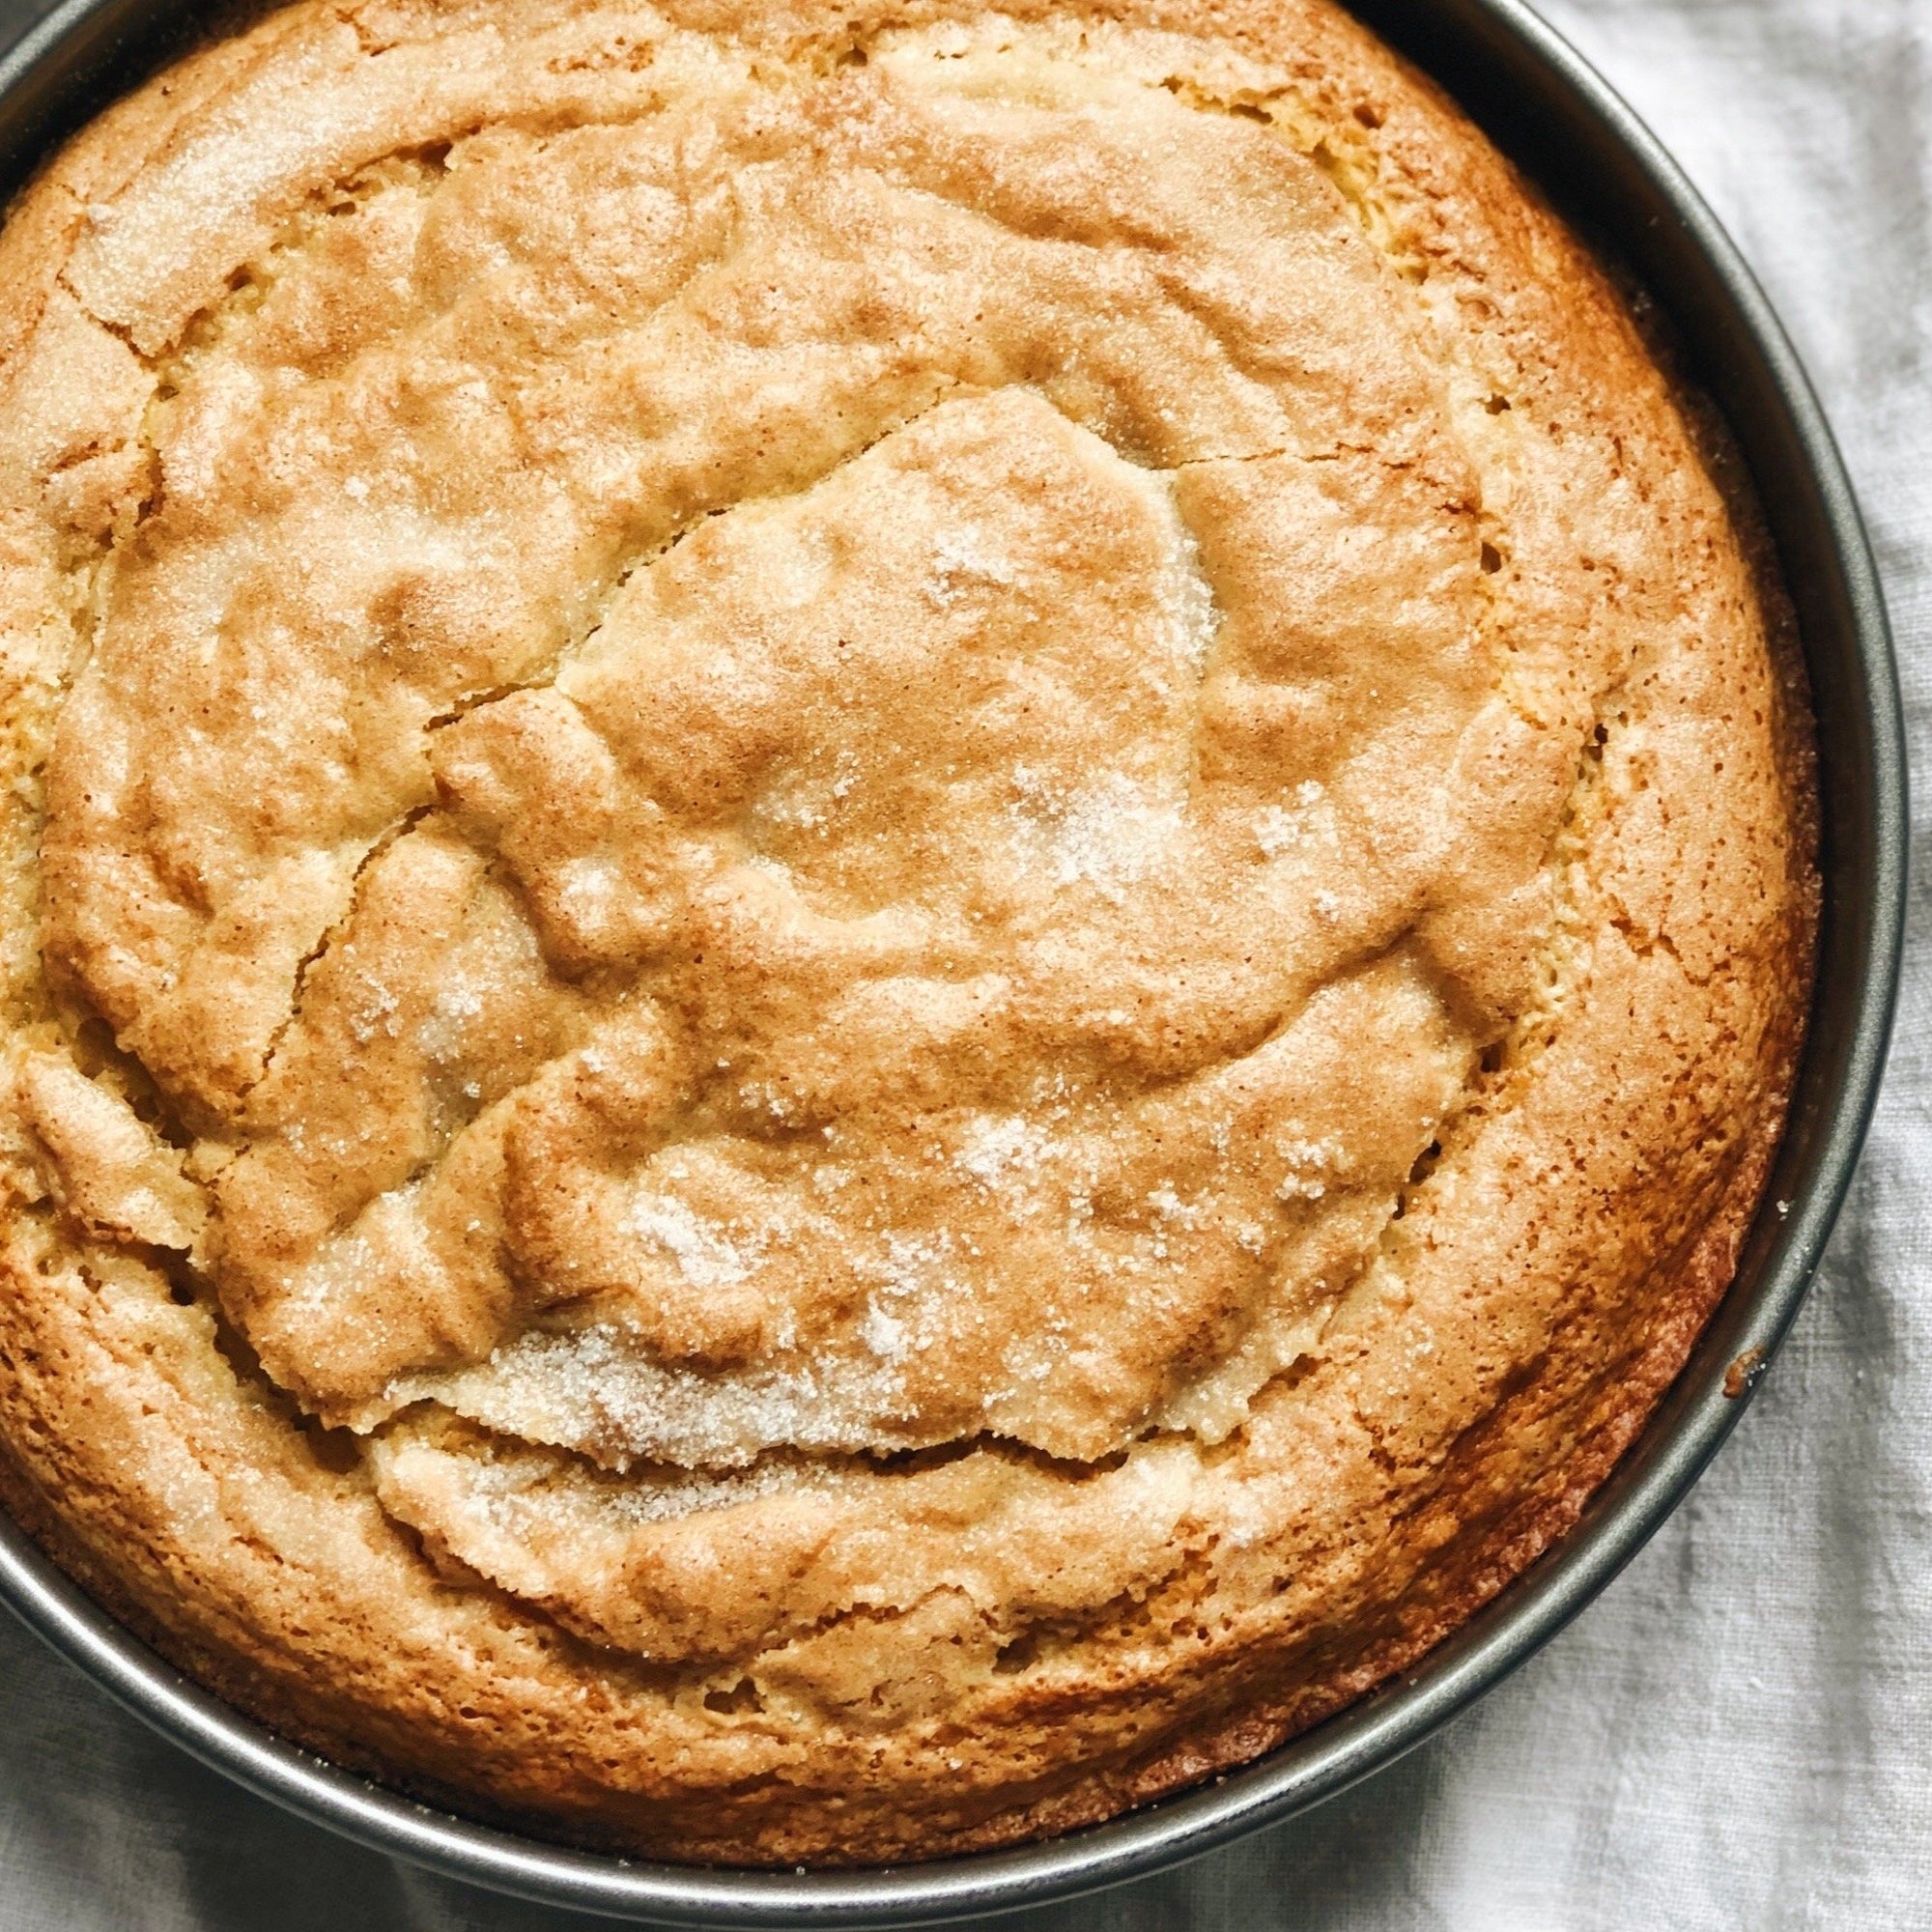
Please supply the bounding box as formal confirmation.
[0,0,1816,1865]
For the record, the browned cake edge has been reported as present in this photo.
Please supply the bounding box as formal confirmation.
[0,0,1820,1868]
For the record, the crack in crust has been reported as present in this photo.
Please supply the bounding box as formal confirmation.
[36,31,1527,1479]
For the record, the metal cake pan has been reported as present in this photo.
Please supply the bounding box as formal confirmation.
[0,0,1905,1923]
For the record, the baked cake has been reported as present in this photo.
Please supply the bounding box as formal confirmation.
[0,0,1817,1865]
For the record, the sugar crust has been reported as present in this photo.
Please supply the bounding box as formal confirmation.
[0,0,1816,1865]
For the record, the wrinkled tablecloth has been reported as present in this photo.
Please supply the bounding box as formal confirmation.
[2,0,1928,1925]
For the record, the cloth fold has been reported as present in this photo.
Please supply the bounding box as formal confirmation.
[2,0,1928,1924]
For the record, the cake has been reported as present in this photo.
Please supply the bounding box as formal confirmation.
[0,0,1817,1866]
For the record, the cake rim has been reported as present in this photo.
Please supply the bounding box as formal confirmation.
[0,0,1823,1875]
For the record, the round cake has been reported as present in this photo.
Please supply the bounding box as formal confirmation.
[0,0,1816,1866]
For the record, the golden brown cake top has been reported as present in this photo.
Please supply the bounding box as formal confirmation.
[0,0,1814,1865]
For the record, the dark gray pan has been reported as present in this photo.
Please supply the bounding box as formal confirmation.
[0,0,1905,1922]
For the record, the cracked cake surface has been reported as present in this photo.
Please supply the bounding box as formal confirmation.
[0,0,1815,1865]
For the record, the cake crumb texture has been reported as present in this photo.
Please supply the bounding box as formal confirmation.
[0,0,1815,1864]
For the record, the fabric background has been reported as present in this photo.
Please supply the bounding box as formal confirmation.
[1,0,1927,1924]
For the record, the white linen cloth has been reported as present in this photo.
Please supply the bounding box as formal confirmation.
[2,0,1929,1924]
